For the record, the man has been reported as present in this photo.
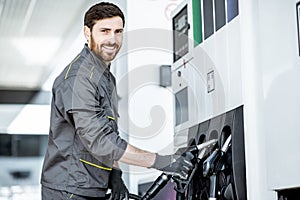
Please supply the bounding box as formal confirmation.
[41,2,195,200]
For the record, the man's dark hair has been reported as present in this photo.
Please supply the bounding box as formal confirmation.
[84,2,125,30]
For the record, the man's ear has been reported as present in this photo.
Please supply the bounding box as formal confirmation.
[84,26,91,42]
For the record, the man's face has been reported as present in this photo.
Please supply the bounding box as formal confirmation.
[85,16,123,65]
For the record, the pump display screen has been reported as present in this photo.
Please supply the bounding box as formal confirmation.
[173,5,189,63]
[175,87,188,125]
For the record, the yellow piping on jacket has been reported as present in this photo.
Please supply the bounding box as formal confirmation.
[64,55,81,80]
[79,159,112,171]
[107,116,115,120]
[90,65,95,80]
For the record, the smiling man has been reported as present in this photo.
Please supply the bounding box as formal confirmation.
[85,16,123,64]
[41,2,195,200]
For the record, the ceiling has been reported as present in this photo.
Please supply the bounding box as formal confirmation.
[0,0,125,134]
[0,0,103,90]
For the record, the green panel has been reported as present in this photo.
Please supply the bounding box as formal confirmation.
[192,0,203,46]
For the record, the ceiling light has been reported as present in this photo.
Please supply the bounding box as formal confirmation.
[12,37,61,65]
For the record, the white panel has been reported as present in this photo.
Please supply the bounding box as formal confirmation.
[260,0,300,190]
[239,0,275,198]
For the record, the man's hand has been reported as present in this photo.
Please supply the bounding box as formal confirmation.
[109,169,129,200]
[151,151,195,180]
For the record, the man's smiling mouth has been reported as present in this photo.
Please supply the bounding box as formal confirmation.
[102,45,117,53]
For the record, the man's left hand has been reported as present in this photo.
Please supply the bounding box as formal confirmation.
[109,169,129,200]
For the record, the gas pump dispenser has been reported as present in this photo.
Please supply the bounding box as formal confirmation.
[171,0,300,199]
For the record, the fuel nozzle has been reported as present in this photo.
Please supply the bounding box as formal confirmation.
[173,139,219,194]
[175,139,218,157]
[202,135,232,177]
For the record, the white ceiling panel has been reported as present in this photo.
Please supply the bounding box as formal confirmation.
[0,0,102,89]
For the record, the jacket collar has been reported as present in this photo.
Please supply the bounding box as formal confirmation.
[82,44,111,72]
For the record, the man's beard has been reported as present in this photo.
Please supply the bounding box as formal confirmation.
[90,35,120,64]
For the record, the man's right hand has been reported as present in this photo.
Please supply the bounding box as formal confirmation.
[151,151,195,180]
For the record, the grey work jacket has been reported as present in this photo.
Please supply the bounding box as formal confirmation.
[41,44,128,197]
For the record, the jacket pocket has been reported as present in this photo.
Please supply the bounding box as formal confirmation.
[72,151,112,188]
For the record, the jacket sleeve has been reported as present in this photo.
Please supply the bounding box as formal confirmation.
[64,73,127,162]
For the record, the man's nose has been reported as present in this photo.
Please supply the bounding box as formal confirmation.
[107,32,117,43]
